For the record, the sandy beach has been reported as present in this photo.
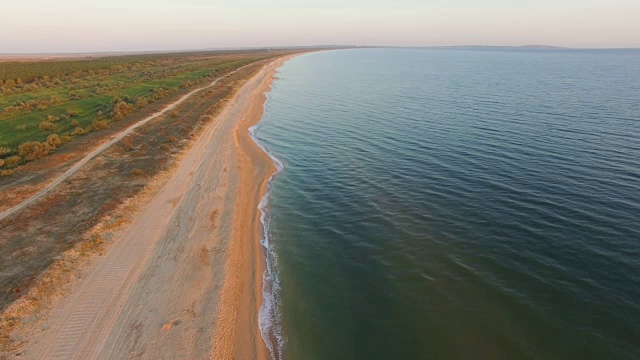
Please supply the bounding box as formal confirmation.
[9,55,293,359]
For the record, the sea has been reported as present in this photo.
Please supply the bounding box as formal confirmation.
[251,48,640,359]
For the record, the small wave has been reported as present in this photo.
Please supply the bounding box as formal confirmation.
[249,96,286,360]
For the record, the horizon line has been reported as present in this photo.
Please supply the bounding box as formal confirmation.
[2,44,640,57]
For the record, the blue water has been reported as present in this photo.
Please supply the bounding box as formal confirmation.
[253,48,640,359]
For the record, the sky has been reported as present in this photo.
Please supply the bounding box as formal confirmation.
[1,0,639,53]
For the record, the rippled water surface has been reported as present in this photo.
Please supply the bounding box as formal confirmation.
[254,48,640,359]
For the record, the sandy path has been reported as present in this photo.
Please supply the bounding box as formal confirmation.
[20,56,293,359]
[0,61,258,223]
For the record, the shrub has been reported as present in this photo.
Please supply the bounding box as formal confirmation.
[18,142,52,161]
[159,144,170,150]
[170,110,179,118]
[131,168,144,176]
[70,119,79,127]
[69,91,82,100]
[121,137,134,151]
[0,159,4,167]
[165,136,177,143]
[67,109,79,117]
[0,147,10,157]
[4,156,21,167]
[135,97,148,108]
[46,134,62,147]
[39,121,55,131]
[0,170,12,177]
[16,124,28,131]
[71,127,85,136]
[88,119,109,131]
[47,115,60,122]
[112,99,135,121]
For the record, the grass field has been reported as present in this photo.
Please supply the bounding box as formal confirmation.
[0,51,271,173]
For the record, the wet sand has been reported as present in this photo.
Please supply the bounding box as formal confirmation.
[16,55,295,359]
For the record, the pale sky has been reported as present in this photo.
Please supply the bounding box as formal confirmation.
[1,0,639,53]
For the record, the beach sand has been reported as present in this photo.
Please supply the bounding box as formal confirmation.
[13,55,294,359]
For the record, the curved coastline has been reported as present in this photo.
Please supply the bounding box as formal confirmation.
[211,54,300,360]
[250,98,286,359]
[248,55,302,360]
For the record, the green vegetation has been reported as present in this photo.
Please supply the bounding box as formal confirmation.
[0,51,269,173]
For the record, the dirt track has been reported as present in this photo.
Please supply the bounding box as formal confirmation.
[16,57,291,359]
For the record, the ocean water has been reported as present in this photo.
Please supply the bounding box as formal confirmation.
[252,48,640,359]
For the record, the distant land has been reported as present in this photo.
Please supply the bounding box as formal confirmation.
[429,45,570,50]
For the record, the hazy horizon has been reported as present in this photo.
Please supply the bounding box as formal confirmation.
[2,0,639,53]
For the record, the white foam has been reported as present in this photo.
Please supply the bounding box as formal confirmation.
[250,92,287,360]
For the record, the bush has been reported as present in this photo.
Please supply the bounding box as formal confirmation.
[16,124,28,131]
[71,127,85,136]
[112,99,135,121]
[88,119,109,131]
[70,119,79,127]
[18,141,52,161]
[47,115,60,122]
[131,168,144,176]
[0,170,12,177]
[0,159,4,167]
[47,134,62,147]
[170,110,179,118]
[121,137,134,151]
[39,121,55,131]
[0,147,10,157]
[4,155,22,167]
[135,97,149,108]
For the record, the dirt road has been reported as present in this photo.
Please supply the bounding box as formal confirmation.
[17,56,291,359]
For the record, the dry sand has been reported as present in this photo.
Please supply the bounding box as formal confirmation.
[12,55,295,359]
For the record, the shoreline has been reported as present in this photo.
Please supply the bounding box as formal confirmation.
[211,54,298,360]
[3,55,299,359]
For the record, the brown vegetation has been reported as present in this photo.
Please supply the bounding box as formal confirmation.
[18,142,53,161]
[38,121,55,132]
